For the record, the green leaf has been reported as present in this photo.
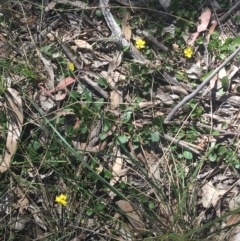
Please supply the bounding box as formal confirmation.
[86,209,93,216]
[152,117,164,126]
[219,53,226,60]
[128,124,133,132]
[93,98,104,110]
[209,153,217,162]
[98,77,108,87]
[97,203,105,211]
[95,9,102,17]
[32,141,41,151]
[118,135,129,144]
[133,135,140,143]
[69,91,80,98]
[233,36,240,45]
[212,130,219,136]
[99,132,107,140]
[149,202,155,209]
[236,86,240,93]
[189,102,196,109]
[235,163,240,169]
[143,124,149,133]
[221,122,228,128]
[221,76,229,90]
[103,123,110,132]
[119,181,125,189]
[183,151,193,160]
[123,46,129,52]
[202,69,214,81]
[104,169,112,179]
[81,124,88,134]
[122,111,132,123]
[218,146,226,155]
[151,131,160,142]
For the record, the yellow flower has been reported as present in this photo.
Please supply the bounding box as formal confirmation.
[68,62,75,71]
[135,39,146,49]
[184,46,193,58]
[55,194,67,206]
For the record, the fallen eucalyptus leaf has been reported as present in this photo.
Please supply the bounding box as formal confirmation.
[1,88,23,172]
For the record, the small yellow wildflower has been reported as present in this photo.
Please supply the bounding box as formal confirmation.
[68,62,75,71]
[184,46,193,58]
[55,194,67,206]
[135,39,146,49]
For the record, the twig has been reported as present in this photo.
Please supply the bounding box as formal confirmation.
[22,18,60,51]
[136,29,168,52]
[57,39,109,100]
[99,0,155,67]
[219,1,240,23]
[162,134,202,154]
[165,46,240,122]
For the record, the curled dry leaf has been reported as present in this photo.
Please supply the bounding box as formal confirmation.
[110,89,123,109]
[110,149,123,186]
[45,0,87,11]
[159,0,171,10]
[1,88,23,173]
[206,20,218,44]
[39,77,75,102]
[74,39,93,51]
[36,48,54,90]
[228,61,240,80]
[116,200,145,231]
[201,181,226,208]
[10,215,30,231]
[108,50,123,72]
[28,204,47,231]
[16,187,29,214]
[197,8,211,33]
[154,88,173,105]
[188,8,211,46]
[49,77,76,93]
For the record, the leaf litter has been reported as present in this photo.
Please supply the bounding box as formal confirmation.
[0,0,240,240]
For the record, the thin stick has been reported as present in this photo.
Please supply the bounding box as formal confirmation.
[57,39,109,100]
[219,1,240,23]
[165,46,240,122]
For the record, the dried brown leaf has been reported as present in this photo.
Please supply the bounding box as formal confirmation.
[201,181,226,208]
[110,149,123,186]
[36,48,55,90]
[100,71,116,89]
[108,50,123,72]
[16,187,29,214]
[116,200,145,230]
[206,20,218,44]
[122,10,131,41]
[229,227,240,241]
[10,215,29,231]
[110,89,122,109]
[49,77,76,93]
[197,8,211,33]
[0,88,23,173]
[28,204,47,231]
[188,8,211,46]
[188,32,199,46]
[45,0,87,11]
[74,39,93,51]
[226,213,240,226]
